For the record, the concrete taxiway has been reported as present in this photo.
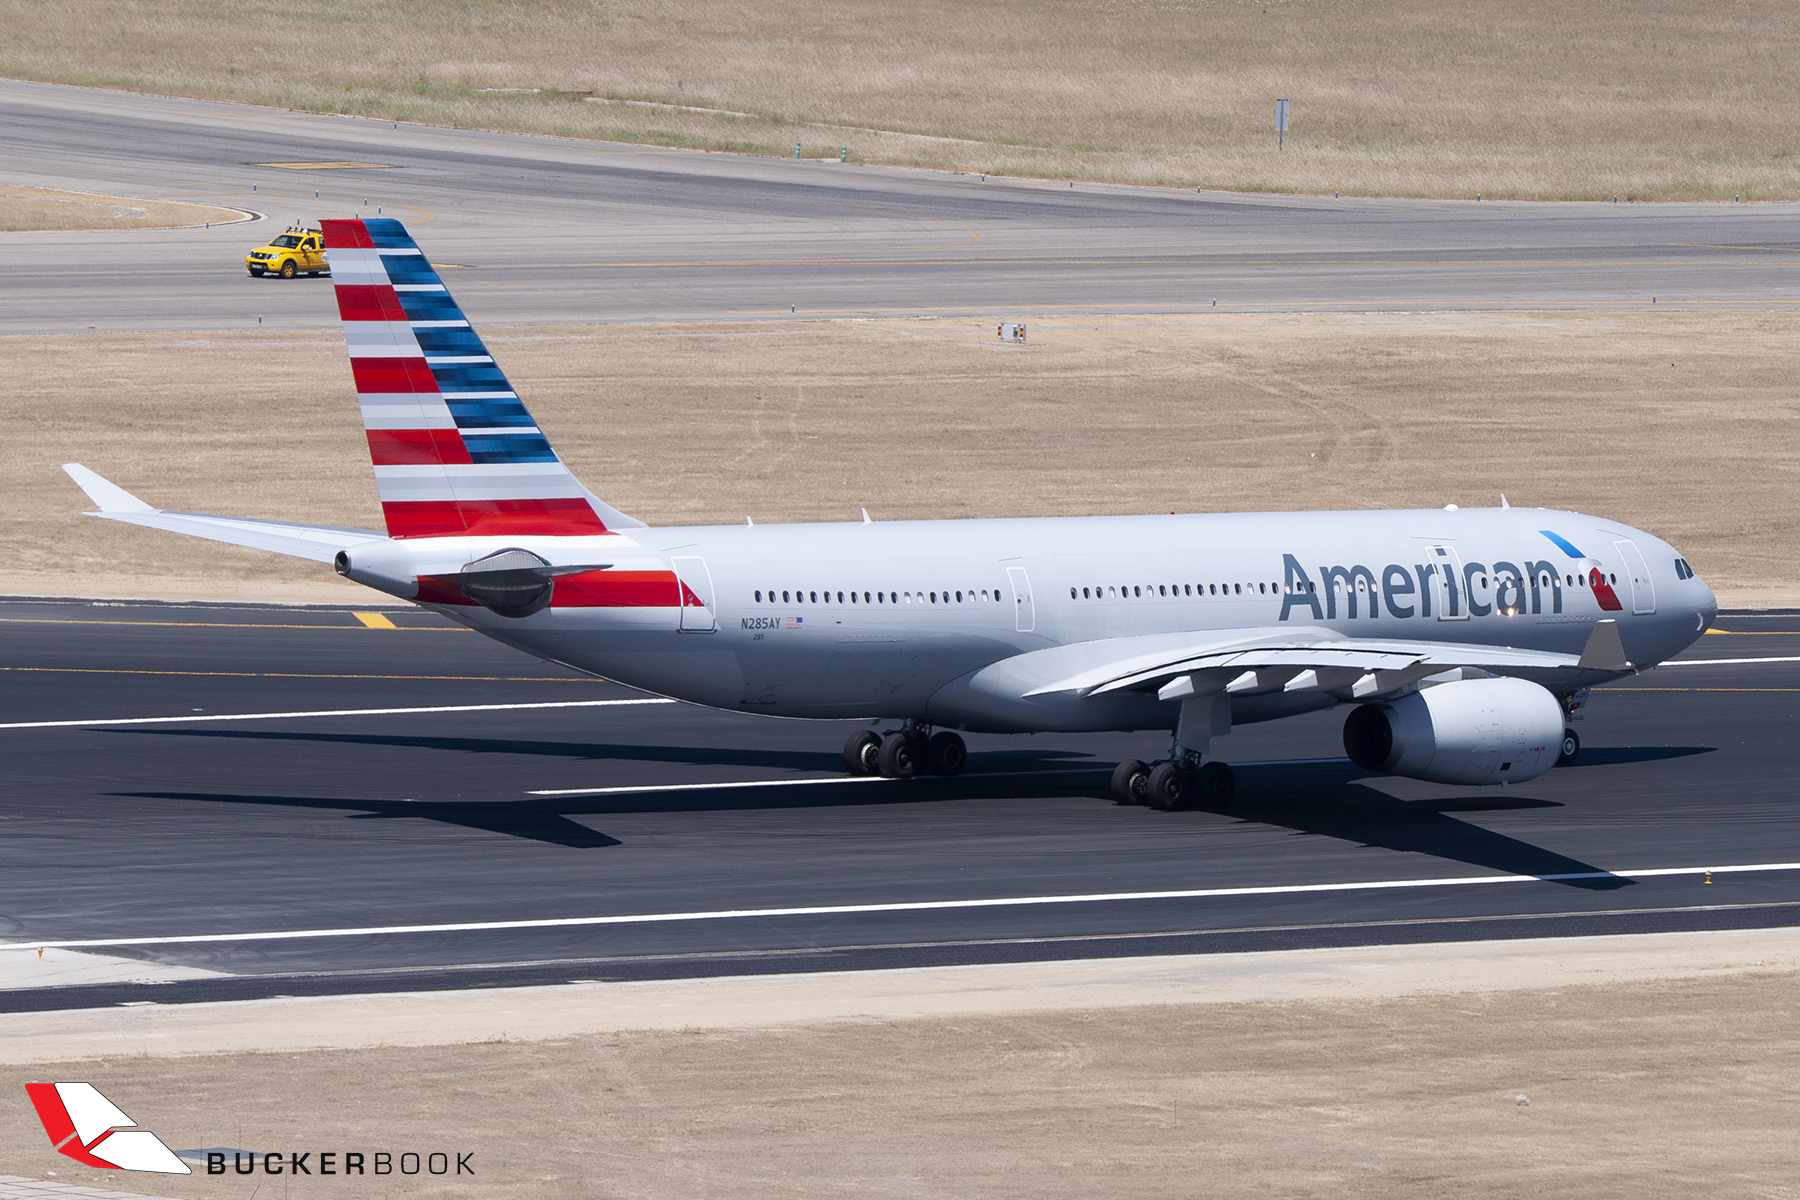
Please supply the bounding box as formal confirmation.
[2,599,1796,1010]
[3,78,1797,336]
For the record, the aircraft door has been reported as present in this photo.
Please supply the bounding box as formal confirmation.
[1429,544,1467,620]
[1613,539,1656,614]
[1006,566,1035,633]
[670,556,717,632]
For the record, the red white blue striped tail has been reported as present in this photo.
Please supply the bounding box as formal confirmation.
[321,217,611,538]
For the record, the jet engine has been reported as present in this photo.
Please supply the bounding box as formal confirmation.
[1342,677,1565,786]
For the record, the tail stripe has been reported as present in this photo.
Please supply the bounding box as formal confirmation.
[321,217,607,538]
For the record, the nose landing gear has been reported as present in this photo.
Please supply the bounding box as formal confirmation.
[1112,753,1236,808]
[844,724,967,778]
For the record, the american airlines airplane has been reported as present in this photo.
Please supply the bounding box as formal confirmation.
[64,218,1717,810]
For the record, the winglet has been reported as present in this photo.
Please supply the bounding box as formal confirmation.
[63,464,155,514]
[1576,619,1632,672]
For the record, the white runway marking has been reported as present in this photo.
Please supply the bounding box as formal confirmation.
[7,860,1798,954]
[0,697,674,730]
[527,768,1102,797]
[1663,656,1800,666]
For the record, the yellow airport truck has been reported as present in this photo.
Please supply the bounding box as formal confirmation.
[245,225,329,278]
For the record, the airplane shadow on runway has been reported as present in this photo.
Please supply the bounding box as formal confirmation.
[114,730,1711,883]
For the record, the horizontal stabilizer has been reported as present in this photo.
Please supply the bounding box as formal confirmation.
[63,464,384,563]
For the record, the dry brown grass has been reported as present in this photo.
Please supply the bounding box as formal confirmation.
[3,312,1794,606]
[6,1,1800,199]
[0,184,248,232]
[2,973,1797,1198]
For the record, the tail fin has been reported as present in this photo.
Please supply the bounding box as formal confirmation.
[320,217,638,537]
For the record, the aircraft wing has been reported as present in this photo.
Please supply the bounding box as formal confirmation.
[63,464,384,564]
[1019,621,1632,704]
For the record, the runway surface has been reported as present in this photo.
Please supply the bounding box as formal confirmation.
[3,78,1798,334]
[3,598,1798,1010]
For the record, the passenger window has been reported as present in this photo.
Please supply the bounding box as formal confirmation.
[1082,587,1090,599]
[809,591,817,603]
[1184,584,1191,595]
[782,590,790,602]
[754,590,762,602]
[957,591,963,602]
[1234,584,1241,595]
[1132,586,1140,597]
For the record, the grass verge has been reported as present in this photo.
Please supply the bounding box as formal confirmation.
[3,312,1794,605]
[4,0,1800,199]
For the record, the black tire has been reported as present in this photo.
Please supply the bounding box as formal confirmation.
[844,730,881,776]
[924,731,968,776]
[279,259,297,279]
[248,266,265,276]
[307,270,321,277]
[1110,759,1149,805]
[1195,761,1236,805]
[877,731,917,779]
[1556,728,1580,767]
[1146,762,1188,811]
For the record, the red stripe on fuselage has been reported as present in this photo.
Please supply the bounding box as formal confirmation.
[382,497,609,538]
[414,570,677,608]
[335,284,409,322]
[351,357,439,393]
[320,218,373,249]
[366,428,472,466]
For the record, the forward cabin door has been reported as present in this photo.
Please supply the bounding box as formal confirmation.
[1006,566,1035,633]
[670,556,717,632]
[1613,539,1656,614]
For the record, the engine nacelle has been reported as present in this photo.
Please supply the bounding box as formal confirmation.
[1342,677,1564,786]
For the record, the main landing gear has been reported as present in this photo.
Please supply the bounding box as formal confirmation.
[844,723,967,779]
[1110,753,1236,809]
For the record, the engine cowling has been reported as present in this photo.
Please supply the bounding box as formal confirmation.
[1342,677,1564,786]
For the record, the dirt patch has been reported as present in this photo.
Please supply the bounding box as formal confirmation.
[0,184,248,232]
[5,1,1800,198]
[5,312,1794,605]
[1,942,1796,1198]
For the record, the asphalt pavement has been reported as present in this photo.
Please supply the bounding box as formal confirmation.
[2,598,1796,1010]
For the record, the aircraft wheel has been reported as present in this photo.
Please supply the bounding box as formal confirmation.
[279,260,297,279]
[1556,728,1580,767]
[924,731,967,776]
[844,730,881,776]
[1195,761,1236,804]
[877,731,917,779]
[1145,762,1189,811]
[1110,759,1149,805]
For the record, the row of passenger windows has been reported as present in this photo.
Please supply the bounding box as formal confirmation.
[1070,572,1616,600]
[754,588,1003,606]
[1072,581,1295,600]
